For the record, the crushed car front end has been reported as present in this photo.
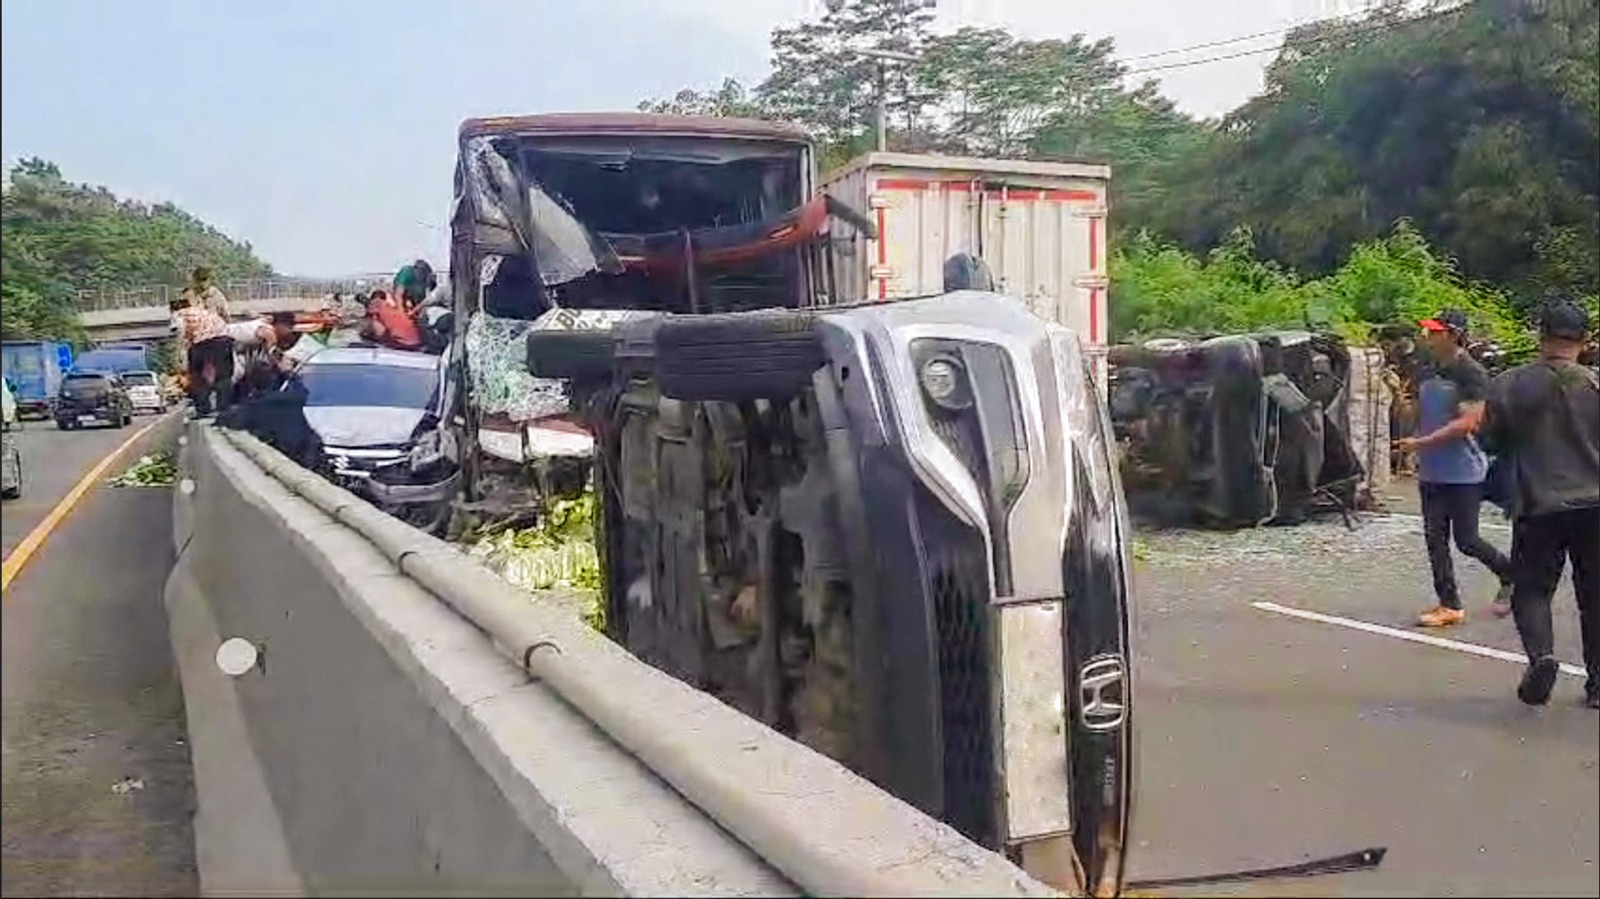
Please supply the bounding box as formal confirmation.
[298,347,461,534]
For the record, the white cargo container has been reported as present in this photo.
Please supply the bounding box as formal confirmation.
[821,152,1112,377]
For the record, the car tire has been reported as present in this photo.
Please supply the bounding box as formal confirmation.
[943,252,996,293]
[526,329,619,381]
[56,418,72,431]
[654,310,827,402]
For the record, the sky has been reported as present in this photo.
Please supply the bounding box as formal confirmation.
[1,0,1384,278]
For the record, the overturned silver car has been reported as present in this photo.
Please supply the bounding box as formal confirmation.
[445,112,1138,894]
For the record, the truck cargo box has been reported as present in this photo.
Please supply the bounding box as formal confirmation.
[1,340,71,418]
[821,152,1111,381]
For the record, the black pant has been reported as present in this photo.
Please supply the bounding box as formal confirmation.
[187,336,235,416]
[1420,481,1512,609]
[1510,507,1599,690]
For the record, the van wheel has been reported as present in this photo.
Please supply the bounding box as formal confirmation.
[943,253,996,293]
[654,311,827,402]
[526,329,619,381]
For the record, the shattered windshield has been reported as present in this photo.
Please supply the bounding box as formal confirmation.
[300,363,438,410]
[455,134,806,298]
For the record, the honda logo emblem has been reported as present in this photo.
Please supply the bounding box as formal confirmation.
[1079,655,1126,732]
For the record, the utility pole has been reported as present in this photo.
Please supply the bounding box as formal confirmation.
[856,47,917,153]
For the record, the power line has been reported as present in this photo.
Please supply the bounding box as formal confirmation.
[1119,10,1367,63]
[1121,7,1456,77]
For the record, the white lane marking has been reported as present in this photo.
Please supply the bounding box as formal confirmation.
[1252,601,1586,678]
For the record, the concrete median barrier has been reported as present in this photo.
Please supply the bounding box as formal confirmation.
[166,422,1059,898]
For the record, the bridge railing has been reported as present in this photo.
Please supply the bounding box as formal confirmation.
[76,274,400,312]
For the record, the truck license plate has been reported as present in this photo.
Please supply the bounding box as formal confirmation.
[78,415,98,425]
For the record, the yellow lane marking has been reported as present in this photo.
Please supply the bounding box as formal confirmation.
[1,413,174,594]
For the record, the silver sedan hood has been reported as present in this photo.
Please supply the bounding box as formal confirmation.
[304,405,426,449]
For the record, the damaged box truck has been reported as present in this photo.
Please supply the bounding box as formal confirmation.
[446,113,1133,895]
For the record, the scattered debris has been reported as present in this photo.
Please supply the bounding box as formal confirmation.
[463,492,604,630]
[110,777,145,795]
[108,453,176,488]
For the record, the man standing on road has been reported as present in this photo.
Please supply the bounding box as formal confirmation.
[1482,299,1599,708]
[1394,310,1513,628]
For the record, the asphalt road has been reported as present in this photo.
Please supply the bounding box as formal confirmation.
[0,415,168,559]
[1128,510,1598,897]
[1,413,195,897]
[2,412,1594,896]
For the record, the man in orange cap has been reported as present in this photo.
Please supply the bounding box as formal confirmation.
[1394,309,1512,628]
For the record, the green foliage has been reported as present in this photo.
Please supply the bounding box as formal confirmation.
[639,0,1595,321]
[1112,221,1540,357]
[108,452,178,488]
[1143,0,1599,309]
[465,491,604,629]
[1,158,272,342]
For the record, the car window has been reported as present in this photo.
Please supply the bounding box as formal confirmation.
[300,363,438,410]
[123,373,157,387]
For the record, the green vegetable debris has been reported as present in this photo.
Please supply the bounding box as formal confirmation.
[466,492,605,631]
[109,452,177,488]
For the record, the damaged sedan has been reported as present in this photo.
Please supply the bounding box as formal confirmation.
[298,345,460,534]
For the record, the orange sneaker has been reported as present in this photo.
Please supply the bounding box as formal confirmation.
[1417,606,1466,628]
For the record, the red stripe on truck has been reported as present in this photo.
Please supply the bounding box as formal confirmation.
[875,178,1098,203]
[875,206,888,300]
[1088,216,1100,272]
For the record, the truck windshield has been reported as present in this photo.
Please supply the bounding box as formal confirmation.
[300,364,437,410]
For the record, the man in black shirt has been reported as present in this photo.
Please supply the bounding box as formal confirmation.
[1483,298,1600,708]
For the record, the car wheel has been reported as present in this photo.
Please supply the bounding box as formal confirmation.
[653,310,828,402]
[56,418,72,431]
[526,329,620,381]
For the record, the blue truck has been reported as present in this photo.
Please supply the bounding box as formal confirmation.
[1,340,73,420]
[72,343,151,376]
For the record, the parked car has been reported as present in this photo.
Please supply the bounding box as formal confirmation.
[120,370,167,415]
[55,371,134,430]
[297,345,459,535]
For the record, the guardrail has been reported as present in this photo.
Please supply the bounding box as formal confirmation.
[170,423,1059,897]
[76,274,403,312]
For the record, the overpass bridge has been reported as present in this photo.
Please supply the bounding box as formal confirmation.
[76,275,398,342]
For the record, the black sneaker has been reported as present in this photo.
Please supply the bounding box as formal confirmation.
[1518,656,1559,706]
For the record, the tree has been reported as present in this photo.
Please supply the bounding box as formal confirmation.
[1,159,273,342]
[758,0,938,145]
[1144,0,1599,310]
[637,78,766,118]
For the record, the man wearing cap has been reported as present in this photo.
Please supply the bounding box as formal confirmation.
[1481,298,1599,708]
[1394,309,1513,627]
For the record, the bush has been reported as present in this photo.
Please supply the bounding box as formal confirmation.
[1110,220,1541,358]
